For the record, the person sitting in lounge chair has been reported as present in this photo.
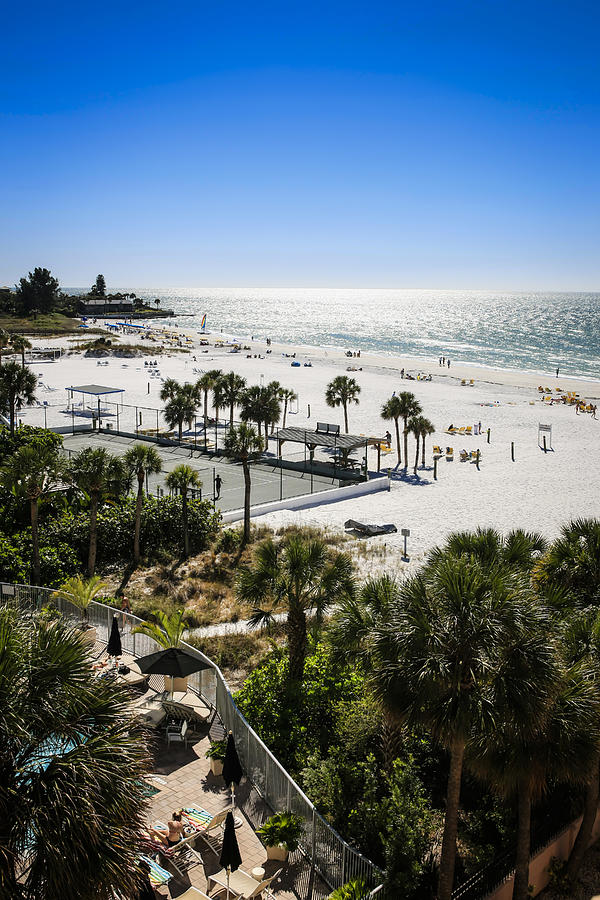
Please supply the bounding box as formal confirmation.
[150,811,185,847]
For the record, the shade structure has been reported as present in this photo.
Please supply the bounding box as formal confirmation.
[135,647,211,678]
[107,615,122,657]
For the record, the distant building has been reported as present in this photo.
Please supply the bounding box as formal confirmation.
[79,295,134,315]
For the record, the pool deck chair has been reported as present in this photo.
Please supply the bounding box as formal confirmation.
[140,854,173,888]
[207,866,282,899]
[182,806,232,850]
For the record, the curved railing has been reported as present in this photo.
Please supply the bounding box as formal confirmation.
[1,581,385,900]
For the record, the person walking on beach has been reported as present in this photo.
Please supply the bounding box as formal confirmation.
[214,473,222,500]
[447,358,451,368]
[556,367,560,378]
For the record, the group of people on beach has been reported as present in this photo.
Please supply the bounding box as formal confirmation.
[438,356,451,368]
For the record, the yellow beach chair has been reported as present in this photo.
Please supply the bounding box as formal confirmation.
[465,426,472,435]
[446,446,454,460]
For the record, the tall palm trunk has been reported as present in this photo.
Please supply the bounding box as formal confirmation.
[9,390,16,436]
[242,459,251,545]
[30,497,40,584]
[381,710,405,771]
[437,738,465,900]
[229,402,234,429]
[403,417,409,470]
[178,420,183,440]
[287,600,308,683]
[283,398,289,429]
[343,402,349,433]
[203,389,208,431]
[567,752,600,880]
[21,349,25,369]
[421,432,427,467]
[394,417,401,466]
[512,780,532,900]
[88,493,99,577]
[413,434,420,474]
[134,471,144,563]
[182,490,189,558]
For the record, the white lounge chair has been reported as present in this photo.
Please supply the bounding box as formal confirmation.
[166,718,189,748]
[207,866,281,899]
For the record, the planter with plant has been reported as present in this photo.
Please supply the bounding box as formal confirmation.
[205,740,227,776]
[256,811,304,861]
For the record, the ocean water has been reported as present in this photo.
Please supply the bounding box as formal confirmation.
[78,288,600,381]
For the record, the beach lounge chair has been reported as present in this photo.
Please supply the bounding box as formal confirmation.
[344,519,398,537]
[207,866,282,899]
[457,427,466,435]
[182,806,232,850]
[140,855,173,887]
[459,450,469,462]
[147,827,204,877]
[465,426,472,435]
[433,445,442,456]
[461,379,466,385]
[446,447,454,460]
[167,889,211,900]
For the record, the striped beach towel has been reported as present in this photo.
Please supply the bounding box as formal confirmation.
[182,807,213,830]
[140,854,172,886]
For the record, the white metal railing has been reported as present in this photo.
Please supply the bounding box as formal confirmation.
[1,581,386,899]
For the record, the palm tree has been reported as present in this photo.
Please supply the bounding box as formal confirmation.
[328,574,405,766]
[159,377,181,402]
[237,533,354,683]
[535,518,600,608]
[471,657,600,900]
[220,371,247,428]
[408,415,422,474]
[263,381,282,443]
[419,417,436,467]
[165,463,202,557]
[124,444,163,563]
[558,608,600,881]
[393,391,422,471]
[212,374,226,424]
[429,526,548,574]
[325,375,361,433]
[196,369,222,431]
[53,575,106,623]
[240,385,267,433]
[381,395,404,466]
[370,553,549,900]
[224,423,263,545]
[132,608,186,648]
[9,334,32,368]
[1,445,64,584]
[69,448,129,576]
[0,328,9,367]
[279,386,298,429]
[0,606,152,900]
[0,360,37,435]
[164,385,197,440]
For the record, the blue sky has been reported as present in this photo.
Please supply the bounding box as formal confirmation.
[1,1,599,289]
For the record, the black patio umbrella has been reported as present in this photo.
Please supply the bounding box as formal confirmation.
[107,615,122,657]
[219,810,242,900]
[222,731,244,817]
[135,647,211,678]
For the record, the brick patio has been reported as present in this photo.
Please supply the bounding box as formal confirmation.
[147,727,324,900]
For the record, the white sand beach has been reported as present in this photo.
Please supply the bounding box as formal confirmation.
[19,324,600,574]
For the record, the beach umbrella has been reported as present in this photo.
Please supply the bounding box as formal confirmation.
[107,615,122,657]
[135,647,211,678]
[135,647,211,696]
[222,731,244,820]
[219,810,242,900]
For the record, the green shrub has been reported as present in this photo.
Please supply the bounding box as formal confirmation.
[0,532,79,587]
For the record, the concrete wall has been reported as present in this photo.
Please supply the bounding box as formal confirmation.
[487,808,600,899]
[221,474,391,523]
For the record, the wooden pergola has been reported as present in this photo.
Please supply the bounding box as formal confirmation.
[275,427,391,474]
